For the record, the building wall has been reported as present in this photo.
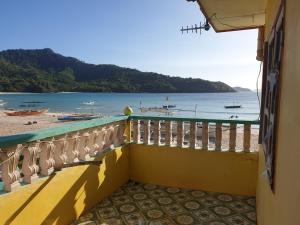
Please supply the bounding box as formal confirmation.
[130,144,258,196]
[256,0,300,224]
[0,146,130,225]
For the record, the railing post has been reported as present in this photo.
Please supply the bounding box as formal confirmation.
[189,121,196,149]
[229,123,237,151]
[133,120,140,144]
[65,133,80,163]
[22,142,40,184]
[126,119,132,143]
[202,122,209,150]
[153,120,161,145]
[40,141,55,176]
[165,121,172,146]
[143,120,150,145]
[77,132,90,161]
[243,124,251,152]
[0,145,22,192]
[177,121,184,148]
[215,123,222,151]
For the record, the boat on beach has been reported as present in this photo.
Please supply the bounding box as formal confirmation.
[58,114,102,121]
[4,109,49,116]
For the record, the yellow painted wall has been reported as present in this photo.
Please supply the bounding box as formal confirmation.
[0,146,130,225]
[257,0,300,224]
[129,144,258,196]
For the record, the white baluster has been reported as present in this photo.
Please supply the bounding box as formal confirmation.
[165,121,172,146]
[177,121,184,148]
[103,125,114,150]
[94,128,106,153]
[65,133,80,163]
[143,120,150,145]
[39,141,55,176]
[243,124,251,152]
[202,122,209,150]
[117,121,126,145]
[133,120,140,144]
[85,130,97,157]
[0,145,22,192]
[112,124,120,148]
[22,142,40,184]
[189,121,196,149]
[153,120,161,146]
[78,132,91,161]
[53,136,68,169]
[229,124,237,152]
[215,123,222,151]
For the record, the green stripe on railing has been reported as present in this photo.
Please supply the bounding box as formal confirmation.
[129,115,260,125]
[0,115,128,149]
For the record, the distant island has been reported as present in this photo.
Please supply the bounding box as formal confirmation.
[233,87,252,92]
[0,48,235,93]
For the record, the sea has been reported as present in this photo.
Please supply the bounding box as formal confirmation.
[0,92,260,121]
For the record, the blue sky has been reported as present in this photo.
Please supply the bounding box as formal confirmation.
[0,0,261,89]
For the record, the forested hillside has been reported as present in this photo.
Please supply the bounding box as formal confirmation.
[0,48,235,93]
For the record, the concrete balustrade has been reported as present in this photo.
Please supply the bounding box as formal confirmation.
[129,115,259,153]
[0,116,128,192]
[0,115,258,193]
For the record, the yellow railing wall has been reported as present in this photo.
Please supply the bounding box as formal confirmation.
[129,144,258,196]
[0,146,130,225]
[257,0,300,225]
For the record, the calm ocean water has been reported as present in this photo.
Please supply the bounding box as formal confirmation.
[0,92,260,120]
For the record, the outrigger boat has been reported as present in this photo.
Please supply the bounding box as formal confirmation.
[58,114,101,121]
[5,109,49,116]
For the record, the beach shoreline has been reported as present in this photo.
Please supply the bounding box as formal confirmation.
[0,110,258,151]
[0,110,69,136]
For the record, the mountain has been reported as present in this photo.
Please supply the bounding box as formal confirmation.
[233,86,252,92]
[0,48,235,93]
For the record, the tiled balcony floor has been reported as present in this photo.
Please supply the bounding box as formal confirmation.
[73,181,256,225]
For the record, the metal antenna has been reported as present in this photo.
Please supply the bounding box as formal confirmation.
[180,19,210,35]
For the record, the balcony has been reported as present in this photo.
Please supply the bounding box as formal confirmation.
[0,115,259,225]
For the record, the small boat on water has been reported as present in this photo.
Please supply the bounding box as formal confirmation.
[5,109,49,116]
[0,102,6,106]
[83,100,95,105]
[58,114,101,121]
[224,105,242,109]
[162,104,176,109]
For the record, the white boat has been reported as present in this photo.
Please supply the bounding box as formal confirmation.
[0,102,7,106]
[83,100,95,105]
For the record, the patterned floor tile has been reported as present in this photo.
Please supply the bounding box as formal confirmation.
[73,182,257,225]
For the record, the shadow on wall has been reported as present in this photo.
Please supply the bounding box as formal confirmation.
[3,147,129,225]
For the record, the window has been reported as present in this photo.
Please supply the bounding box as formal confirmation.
[261,4,284,189]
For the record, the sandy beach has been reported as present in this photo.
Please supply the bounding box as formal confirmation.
[0,110,68,136]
